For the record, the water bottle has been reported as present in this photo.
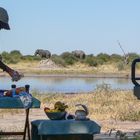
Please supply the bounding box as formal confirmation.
[11,84,16,97]
[0,91,4,97]
[25,84,30,93]
[19,84,32,108]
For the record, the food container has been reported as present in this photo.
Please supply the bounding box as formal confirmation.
[45,111,66,120]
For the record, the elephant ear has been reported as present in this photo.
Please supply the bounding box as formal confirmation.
[34,50,39,55]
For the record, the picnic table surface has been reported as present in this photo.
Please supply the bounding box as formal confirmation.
[0,96,40,108]
[31,119,101,135]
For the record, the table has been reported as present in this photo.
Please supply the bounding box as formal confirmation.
[0,96,40,140]
[31,119,101,140]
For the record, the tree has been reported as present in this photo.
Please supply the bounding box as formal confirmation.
[10,50,22,56]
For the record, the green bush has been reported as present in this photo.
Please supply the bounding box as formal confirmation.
[117,61,125,71]
[1,50,140,68]
[60,52,78,65]
[110,53,123,62]
[64,57,77,65]
[84,56,98,66]
[96,59,104,65]
[1,51,42,64]
[60,52,71,59]
[8,57,20,64]
[96,53,110,63]
[21,55,41,61]
[10,50,22,56]
[1,51,19,64]
[128,53,140,62]
[51,55,66,66]
[1,51,10,62]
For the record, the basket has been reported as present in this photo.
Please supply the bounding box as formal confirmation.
[45,111,66,120]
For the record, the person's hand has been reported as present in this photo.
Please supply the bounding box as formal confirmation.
[11,70,22,81]
[8,69,24,82]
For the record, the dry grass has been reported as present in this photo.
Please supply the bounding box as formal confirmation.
[1,85,140,122]
[1,62,133,75]
[1,87,140,139]
[32,86,140,122]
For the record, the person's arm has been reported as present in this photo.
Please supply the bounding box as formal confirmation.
[0,60,8,71]
[0,60,22,81]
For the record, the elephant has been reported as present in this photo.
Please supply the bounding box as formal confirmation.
[34,49,51,59]
[72,50,86,59]
[0,54,2,61]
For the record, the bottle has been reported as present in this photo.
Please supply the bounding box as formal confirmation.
[0,91,4,97]
[19,84,32,108]
[11,84,16,97]
[25,84,30,93]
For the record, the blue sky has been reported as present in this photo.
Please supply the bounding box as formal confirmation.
[0,0,140,56]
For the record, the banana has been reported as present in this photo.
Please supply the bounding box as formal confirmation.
[44,101,68,113]
[55,102,68,111]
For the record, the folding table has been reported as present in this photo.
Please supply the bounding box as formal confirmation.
[0,96,40,140]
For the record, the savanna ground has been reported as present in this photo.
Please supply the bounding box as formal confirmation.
[1,52,140,139]
[1,87,140,139]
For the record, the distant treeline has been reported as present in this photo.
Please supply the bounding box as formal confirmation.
[1,50,140,68]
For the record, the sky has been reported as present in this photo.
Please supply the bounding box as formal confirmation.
[0,0,140,56]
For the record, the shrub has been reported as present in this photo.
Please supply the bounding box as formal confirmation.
[1,51,20,64]
[117,61,125,71]
[64,57,77,65]
[60,52,78,65]
[128,53,140,62]
[96,59,104,65]
[51,55,66,66]
[1,51,10,62]
[0,50,22,64]
[110,53,123,62]
[21,55,41,61]
[84,56,98,67]
[96,53,110,63]
[8,57,20,64]
[10,50,22,56]
[60,52,71,59]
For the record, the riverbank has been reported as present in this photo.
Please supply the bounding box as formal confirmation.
[0,62,134,78]
[0,72,131,78]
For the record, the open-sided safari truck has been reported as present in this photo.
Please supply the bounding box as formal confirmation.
[131,58,140,99]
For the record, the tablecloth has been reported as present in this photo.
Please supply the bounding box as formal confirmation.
[0,97,40,108]
[31,119,101,135]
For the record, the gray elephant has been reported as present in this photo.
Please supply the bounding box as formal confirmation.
[0,54,2,61]
[72,50,86,59]
[34,49,51,58]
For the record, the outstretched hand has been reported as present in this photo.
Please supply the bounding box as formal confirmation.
[8,69,24,82]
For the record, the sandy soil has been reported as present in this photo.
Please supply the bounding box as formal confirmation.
[0,108,140,140]
[0,61,140,139]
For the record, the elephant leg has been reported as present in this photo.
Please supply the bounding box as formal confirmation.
[40,54,43,58]
[80,54,82,59]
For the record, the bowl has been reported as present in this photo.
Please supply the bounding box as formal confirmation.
[45,111,66,120]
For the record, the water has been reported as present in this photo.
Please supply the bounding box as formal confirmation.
[0,76,134,93]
